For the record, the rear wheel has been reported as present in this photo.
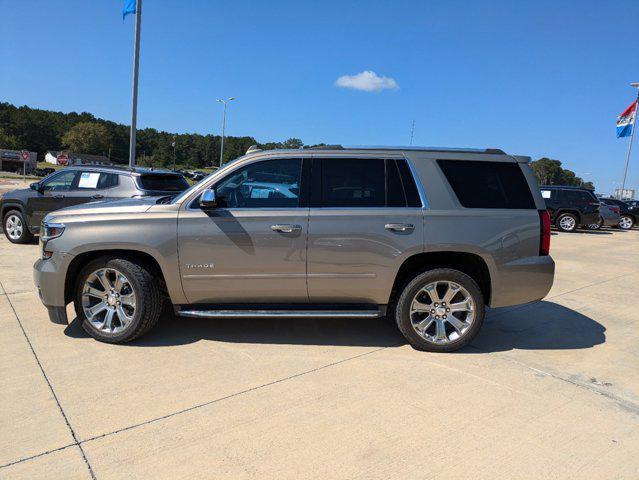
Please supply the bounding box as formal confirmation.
[619,215,635,230]
[3,210,34,244]
[395,269,485,352]
[556,212,578,232]
[74,257,162,343]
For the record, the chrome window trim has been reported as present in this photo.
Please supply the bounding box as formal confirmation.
[402,156,430,209]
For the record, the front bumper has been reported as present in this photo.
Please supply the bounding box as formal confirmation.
[490,255,555,308]
[33,251,74,324]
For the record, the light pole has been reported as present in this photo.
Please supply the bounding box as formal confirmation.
[216,97,235,167]
[171,136,176,171]
[620,82,639,198]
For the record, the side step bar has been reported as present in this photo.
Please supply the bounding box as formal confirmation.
[177,309,383,319]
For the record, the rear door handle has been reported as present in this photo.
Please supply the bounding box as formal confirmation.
[52,194,65,199]
[385,223,414,232]
[271,224,302,233]
[91,194,104,200]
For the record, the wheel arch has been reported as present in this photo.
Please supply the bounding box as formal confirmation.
[65,249,168,304]
[555,209,581,224]
[389,251,492,307]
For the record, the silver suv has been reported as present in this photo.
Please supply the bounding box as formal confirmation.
[34,146,554,352]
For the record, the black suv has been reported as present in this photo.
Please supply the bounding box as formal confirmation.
[600,198,637,230]
[1,165,190,243]
[540,185,600,232]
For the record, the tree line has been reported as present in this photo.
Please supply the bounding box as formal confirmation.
[1,102,595,189]
[0,102,305,168]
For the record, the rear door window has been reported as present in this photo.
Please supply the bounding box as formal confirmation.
[438,160,536,209]
[138,174,189,192]
[321,158,385,207]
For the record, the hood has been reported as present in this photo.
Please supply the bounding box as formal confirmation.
[44,197,158,222]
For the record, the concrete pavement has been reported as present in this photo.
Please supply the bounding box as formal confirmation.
[1,229,638,479]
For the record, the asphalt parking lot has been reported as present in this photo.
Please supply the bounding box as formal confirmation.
[1,228,638,479]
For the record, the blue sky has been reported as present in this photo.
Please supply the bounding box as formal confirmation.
[2,0,639,193]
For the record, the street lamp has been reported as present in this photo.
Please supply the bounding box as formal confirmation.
[216,97,236,167]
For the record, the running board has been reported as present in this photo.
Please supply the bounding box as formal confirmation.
[177,309,383,319]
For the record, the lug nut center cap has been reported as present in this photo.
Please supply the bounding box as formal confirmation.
[435,306,447,317]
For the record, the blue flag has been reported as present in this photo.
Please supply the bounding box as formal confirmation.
[123,0,137,19]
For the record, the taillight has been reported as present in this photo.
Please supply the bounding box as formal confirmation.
[539,210,551,256]
[611,206,620,214]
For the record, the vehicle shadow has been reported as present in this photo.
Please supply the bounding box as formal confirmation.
[64,300,605,352]
[467,300,605,352]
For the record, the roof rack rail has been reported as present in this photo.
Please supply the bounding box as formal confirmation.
[246,145,262,154]
[305,144,344,150]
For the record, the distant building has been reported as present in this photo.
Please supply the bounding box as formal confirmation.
[0,149,37,174]
[45,151,113,166]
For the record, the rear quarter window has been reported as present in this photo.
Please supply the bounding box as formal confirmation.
[138,174,189,192]
[438,160,536,209]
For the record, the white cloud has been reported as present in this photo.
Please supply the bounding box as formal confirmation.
[334,70,399,92]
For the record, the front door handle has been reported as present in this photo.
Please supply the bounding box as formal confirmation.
[52,194,65,199]
[91,194,104,200]
[385,223,415,232]
[271,224,302,233]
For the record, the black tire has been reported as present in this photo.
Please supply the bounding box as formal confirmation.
[556,212,578,232]
[586,218,603,230]
[394,268,485,353]
[74,256,162,343]
[619,215,635,230]
[3,209,35,244]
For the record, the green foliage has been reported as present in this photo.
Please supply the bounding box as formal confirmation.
[0,102,308,168]
[531,157,595,191]
[62,121,111,155]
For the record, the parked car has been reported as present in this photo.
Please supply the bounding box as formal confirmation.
[34,167,56,177]
[540,185,600,232]
[1,165,189,243]
[586,202,620,230]
[34,146,554,352]
[600,198,636,230]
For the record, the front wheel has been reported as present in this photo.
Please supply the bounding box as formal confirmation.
[619,215,635,230]
[587,218,603,230]
[395,269,485,352]
[74,257,162,343]
[3,209,35,244]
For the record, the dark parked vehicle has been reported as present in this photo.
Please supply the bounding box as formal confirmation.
[34,167,56,177]
[1,165,189,243]
[540,185,600,232]
[586,202,620,230]
[600,198,637,230]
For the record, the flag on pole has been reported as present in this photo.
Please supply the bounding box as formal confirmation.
[616,101,637,138]
[123,0,137,19]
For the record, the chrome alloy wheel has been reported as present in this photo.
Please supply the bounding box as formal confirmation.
[559,215,576,231]
[5,214,23,240]
[82,268,136,334]
[619,216,633,230]
[409,281,475,344]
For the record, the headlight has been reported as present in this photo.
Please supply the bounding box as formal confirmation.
[41,222,65,241]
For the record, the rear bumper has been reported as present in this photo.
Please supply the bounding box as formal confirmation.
[490,255,555,308]
[602,216,620,227]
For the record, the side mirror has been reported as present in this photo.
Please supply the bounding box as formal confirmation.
[199,188,217,209]
[30,182,42,192]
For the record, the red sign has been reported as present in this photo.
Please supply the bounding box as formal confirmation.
[57,154,68,166]
[21,150,29,161]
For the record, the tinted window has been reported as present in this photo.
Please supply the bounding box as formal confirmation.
[138,174,189,192]
[42,170,77,192]
[215,158,302,208]
[397,160,422,207]
[322,158,385,207]
[563,190,597,204]
[386,160,405,207]
[76,172,119,190]
[438,160,535,209]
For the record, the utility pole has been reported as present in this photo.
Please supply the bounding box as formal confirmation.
[128,0,143,167]
[620,82,639,198]
[216,97,235,167]
[172,136,176,171]
[409,120,415,146]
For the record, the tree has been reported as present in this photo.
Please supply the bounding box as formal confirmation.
[62,122,111,155]
[530,157,595,191]
[0,127,20,149]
